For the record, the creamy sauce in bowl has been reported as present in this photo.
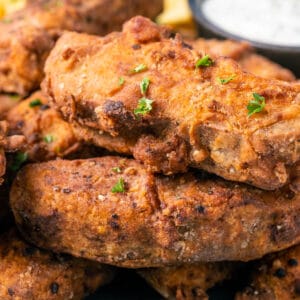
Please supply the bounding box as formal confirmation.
[202,0,300,47]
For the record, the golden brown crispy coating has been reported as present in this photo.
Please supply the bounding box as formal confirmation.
[191,39,295,81]
[0,94,21,118]
[43,16,300,190]
[10,156,300,268]
[6,91,81,161]
[236,244,300,300]
[0,0,163,95]
[139,262,236,300]
[0,228,114,300]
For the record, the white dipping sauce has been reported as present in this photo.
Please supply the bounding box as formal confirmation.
[202,0,300,46]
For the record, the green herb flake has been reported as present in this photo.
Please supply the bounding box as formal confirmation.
[119,77,125,86]
[111,178,125,193]
[112,167,121,173]
[140,77,150,95]
[29,98,42,108]
[131,64,147,74]
[195,55,213,68]
[44,135,54,143]
[134,97,153,116]
[10,152,28,172]
[247,93,266,117]
[217,74,236,85]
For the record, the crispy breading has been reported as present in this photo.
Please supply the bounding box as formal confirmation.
[10,156,300,268]
[6,91,81,161]
[42,16,300,190]
[0,228,114,300]
[191,39,295,81]
[0,0,163,95]
[236,244,300,300]
[139,262,236,300]
[0,94,21,118]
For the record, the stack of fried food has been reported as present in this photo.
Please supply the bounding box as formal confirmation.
[1,1,300,299]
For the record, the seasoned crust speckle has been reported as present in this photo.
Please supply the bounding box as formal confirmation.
[10,157,300,267]
[43,16,300,190]
[0,229,114,300]
[237,244,300,300]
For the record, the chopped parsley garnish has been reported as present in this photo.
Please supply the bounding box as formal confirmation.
[247,93,266,117]
[195,55,213,68]
[217,75,236,85]
[10,152,28,172]
[44,135,54,143]
[140,77,150,95]
[29,98,42,108]
[112,167,121,173]
[119,77,125,86]
[131,64,147,73]
[111,178,125,193]
[134,97,153,116]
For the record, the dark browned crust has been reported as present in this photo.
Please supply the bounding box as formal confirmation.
[139,262,236,300]
[10,156,300,268]
[6,91,81,162]
[236,244,300,300]
[0,0,163,95]
[43,16,300,190]
[0,228,114,299]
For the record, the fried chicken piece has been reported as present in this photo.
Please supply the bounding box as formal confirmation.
[0,120,24,184]
[43,16,300,190]
[0,0,163,96]
[139,262,236,300]
[236,244,300,300]
[0,228,114,300]
[10,156,300,268]
[6,91,81,161]
[190,39,295,81]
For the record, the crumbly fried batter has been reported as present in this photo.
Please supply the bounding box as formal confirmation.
[139,262,236,300]
[0,0,163,95]
[6,91,81,161]
[236,244,300,300]
[43,16,300,190]
[0,120,24,184]
[191,39,295,81]
[0,228,114,300]
[10,156,300,268]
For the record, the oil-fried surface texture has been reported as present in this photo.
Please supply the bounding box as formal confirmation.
[0,0,162,95]
[236,244,300,300]
[7,91,81,161]
[190,39,295,81]
[139,262,236,300]
[43,16,300,190]
[10,157,300,267]
[0,229,114,300]
[0,121,24,184]
[0,94,22,118]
